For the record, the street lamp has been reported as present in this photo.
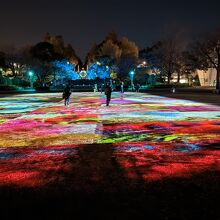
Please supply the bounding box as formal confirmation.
[130,70,135,91]
[28,71,34,88]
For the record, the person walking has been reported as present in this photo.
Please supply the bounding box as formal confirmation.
[135,83,140,92]
[63,85,72,107]
[105,83,112,106]
[94,83,98,92]
[100,83,104,94]
[120,82,124,99]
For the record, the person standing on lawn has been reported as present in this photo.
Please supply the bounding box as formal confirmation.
[120,81,125,99]
[105,83,112,106]
[63,85,72,107]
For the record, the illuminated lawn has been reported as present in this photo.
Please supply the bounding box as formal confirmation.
[0,92,219,187]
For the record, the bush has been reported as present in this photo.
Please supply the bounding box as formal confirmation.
[172,83,191,88]
[151,84,173,89]
[35,86,50,91]
[19,80,30,88]
[148,83,191,89]
[0,84,20,91]
[114,84,129,91]
[71,85,93,92]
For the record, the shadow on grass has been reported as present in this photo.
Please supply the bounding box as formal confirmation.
[0,143,220,220]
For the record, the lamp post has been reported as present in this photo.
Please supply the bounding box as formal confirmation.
[28,71,34,88]
[130,70,135,91]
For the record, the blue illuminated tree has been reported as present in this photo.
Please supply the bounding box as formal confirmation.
[87,63,98,79]
[52,59,79,85]
[87,63,110,80]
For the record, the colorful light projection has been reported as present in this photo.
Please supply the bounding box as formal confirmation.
[0,92,220,187]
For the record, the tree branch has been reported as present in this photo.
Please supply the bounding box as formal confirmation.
[200,47,217,69]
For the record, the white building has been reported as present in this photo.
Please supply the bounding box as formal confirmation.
[196,68,216,87]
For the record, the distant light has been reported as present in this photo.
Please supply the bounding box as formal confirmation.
[96,61,101,65]
[130,71,135,75]
[67,61,70,64]
[143,61,146,65]
[180,79,186,84]
[28,71,33,76]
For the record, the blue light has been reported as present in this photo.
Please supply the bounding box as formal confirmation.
[28,71,33,76]
[87,63,110,79]
[52,60,79,80]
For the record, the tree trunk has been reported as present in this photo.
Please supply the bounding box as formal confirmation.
[216,67,220,90]
[167,72,171,84]
[177,72,180,83]
[216,53,220,90]
[188,74,192,86]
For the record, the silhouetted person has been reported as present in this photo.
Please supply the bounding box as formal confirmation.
[63,85,71,107]
[105,84,112,106]
[171,86,175,93]
[100,83,104,94]
[94,83,98,92]
[135,84,140,92]
[120,82,124,99]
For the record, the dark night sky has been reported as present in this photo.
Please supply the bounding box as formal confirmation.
[0,0,220,60]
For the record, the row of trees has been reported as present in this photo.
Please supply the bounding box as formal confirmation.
[0,33,81,88]
[0,32,140,88]
[0,28,220,89]
[139,27,220,89]
[85,28,220,89]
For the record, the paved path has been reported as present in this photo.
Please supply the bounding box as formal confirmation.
[149,90,220,106]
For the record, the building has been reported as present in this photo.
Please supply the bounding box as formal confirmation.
[196,68,216,86]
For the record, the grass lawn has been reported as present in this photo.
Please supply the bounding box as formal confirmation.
[0,92,219,219]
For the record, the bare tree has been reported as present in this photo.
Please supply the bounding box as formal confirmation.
[141,26,188,84]
[3,46,32,78]
[191,29,220,90]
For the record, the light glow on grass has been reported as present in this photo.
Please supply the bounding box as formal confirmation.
[0,92,220,186]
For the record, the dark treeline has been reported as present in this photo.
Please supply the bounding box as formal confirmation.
[0,27,220,90]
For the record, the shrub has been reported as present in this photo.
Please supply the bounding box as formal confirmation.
[0,84,20,91]
[35,86,50,91]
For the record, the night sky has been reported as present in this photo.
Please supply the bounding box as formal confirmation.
[0,0,220,60]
